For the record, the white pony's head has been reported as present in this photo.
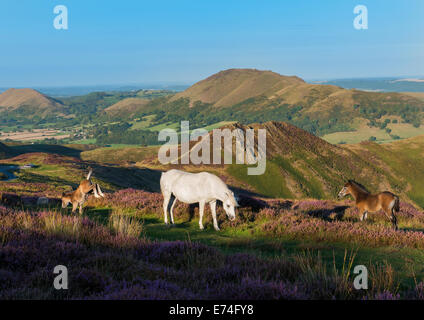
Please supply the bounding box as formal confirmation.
[223,191,239,221]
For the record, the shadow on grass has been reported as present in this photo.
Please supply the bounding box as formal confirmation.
[19,171,80,189]
[82,163,163,192]
[304,205,350,221]
[10,144,83,158]
[85,207,113,224]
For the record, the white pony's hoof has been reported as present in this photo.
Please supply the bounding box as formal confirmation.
[214,227,221,231]
[199,225,204,230]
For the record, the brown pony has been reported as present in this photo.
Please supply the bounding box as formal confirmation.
[61,168,104,214]
[338,180,399,230]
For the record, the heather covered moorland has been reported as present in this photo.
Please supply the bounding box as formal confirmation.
[2,186,424,299]
[2,134,424,299]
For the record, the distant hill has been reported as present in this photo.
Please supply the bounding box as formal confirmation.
[141,69,424,137]
[0,88,63,111]
[316,78,424,93]
[0,88,65,122]
[104,98,149,117]
[171,69,305,107]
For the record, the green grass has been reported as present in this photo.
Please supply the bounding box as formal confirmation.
[227,160,293,198]
[274,156,325,199]
[81,145,159,163]
[130,118,235,134]
[68,138,97,145]
[129,115,156,130]
[359,141,424,208]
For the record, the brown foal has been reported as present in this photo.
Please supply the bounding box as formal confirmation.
[338,180,399,230]
[61,168,104,214]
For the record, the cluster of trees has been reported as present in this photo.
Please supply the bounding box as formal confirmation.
[88,122,158,145]
[358,103,421,128]
[141,97,355,136]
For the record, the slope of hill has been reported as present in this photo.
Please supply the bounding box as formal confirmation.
[0,142,12,159]
[344,135,424,208]
[403,92,424,101]
[171,69,305,107]
[104,98,149,117]
[217,122,407,201]
[0,88,62,111]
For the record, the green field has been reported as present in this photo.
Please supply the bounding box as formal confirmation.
[323,120,424,144]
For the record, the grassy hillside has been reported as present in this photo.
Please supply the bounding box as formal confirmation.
[171,68,304,107]
[104,98,149,117]
[345,136,424,208]
[219,122,408,202]
[81,145,159,164]
[76,120,424,209]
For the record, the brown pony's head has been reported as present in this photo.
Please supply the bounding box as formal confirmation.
[337,181,354,199]
[61,192,72,208]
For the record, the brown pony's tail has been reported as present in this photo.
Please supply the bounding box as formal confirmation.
[393,196,400,212]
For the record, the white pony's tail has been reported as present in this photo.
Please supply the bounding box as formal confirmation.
[86,168,93,181]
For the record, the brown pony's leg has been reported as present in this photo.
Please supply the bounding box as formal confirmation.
[390,208,398,231]
[383,208,398,230]
[72,202,78,214]
[360,210,368,221]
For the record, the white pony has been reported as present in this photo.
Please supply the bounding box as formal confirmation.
[160,169,239,231]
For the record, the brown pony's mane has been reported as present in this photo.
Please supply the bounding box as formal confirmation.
[348,180,370,194]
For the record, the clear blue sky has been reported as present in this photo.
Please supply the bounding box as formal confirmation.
[0,0,423,87]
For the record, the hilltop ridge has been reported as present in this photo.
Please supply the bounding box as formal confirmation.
[0,88,63,110]
[171,69,305,107]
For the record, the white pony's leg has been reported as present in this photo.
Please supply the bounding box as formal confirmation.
[199,201,205,230]
[163,192,171,225]
[210,200,220,231]
[169,196,176,225]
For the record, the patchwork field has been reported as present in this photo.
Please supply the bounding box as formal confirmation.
[322,118,424,144]
[0,129,70,142]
